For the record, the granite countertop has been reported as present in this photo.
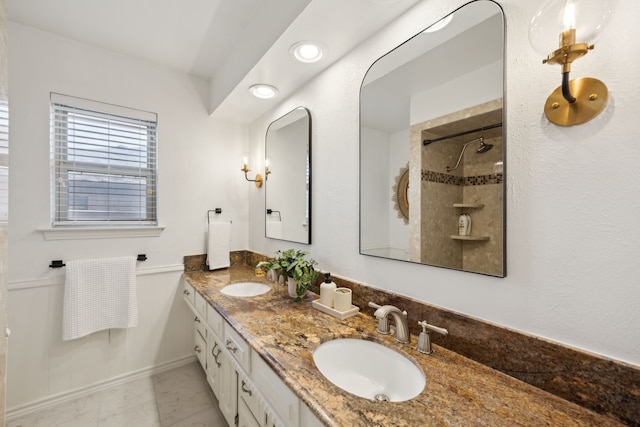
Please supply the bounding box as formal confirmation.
[184,266,622,427]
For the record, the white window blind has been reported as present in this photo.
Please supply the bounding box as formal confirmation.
[50,93,157,226]
[0,97,8,223]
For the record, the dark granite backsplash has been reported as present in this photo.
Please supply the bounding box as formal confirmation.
[184,251,640,426]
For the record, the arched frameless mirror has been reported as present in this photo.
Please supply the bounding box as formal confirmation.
[265,107,312,244]
[359,0,505,277]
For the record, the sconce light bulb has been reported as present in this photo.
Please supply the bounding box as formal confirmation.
[562,1,576,30]
[528,0,615,55]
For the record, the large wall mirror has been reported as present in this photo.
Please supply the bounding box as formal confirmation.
[265,107,312,244]
[360,0,505,277]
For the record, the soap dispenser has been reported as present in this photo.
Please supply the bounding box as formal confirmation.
[319,272,337,308]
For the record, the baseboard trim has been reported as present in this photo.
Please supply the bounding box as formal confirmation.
[5,354,197,421]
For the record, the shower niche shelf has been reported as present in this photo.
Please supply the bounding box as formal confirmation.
[453,203,484,208]
[451,235,490,241]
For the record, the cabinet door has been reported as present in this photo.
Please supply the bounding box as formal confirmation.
[183,281,195,307]
[251,351,299,426]
[206,333,223,399]
[218,350,238,427]
[194,312,207,343]
[194,291,207,318]
[194,329,206,369]
[224,325,251,373]
[238,396,261,427]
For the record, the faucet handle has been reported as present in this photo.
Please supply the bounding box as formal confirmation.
[418,321,448,336]
[417,321,448,354]
[368,302,381,309]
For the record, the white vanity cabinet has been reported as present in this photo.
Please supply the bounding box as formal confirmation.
[238,397,261,427]
[184,281,208,370]
[237,370,265,427]
[251,351,299,426]
[218,348,239,427]
[205,326,223,398]
[183,282,325,427]
[183,281,196,311]
[205,304,225,399]
[194,327,206,369]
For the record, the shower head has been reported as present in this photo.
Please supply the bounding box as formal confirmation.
[476,141,493,153]
[446,137,491,173]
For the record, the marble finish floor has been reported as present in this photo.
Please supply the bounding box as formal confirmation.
[7,362,228,427]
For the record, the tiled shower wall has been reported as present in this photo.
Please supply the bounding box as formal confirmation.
[412,99,503,276]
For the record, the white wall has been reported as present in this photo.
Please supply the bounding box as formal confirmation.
[410,60,503,125]
[360,126,390,251]
[248,0,640,367]
[361,126,409,255]
[7,22,250,410]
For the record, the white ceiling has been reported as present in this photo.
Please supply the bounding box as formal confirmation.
[7,0,422,123]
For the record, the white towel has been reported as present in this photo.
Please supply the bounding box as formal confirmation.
[206,221,231,270]
[266,220,283,239]
[63,256,137,341]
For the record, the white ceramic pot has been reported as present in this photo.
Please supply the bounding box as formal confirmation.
[287,277,298,298]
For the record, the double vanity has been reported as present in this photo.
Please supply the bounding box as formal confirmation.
[182,261,622,427]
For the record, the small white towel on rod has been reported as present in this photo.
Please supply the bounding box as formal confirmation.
[207,221,231,270]
[63,256,137,341]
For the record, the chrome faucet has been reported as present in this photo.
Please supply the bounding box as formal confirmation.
[368,302,410,344]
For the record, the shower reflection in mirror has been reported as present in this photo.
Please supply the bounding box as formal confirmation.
[359,0,505,277]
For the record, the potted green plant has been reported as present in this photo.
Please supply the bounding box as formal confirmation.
[269,249,319,301]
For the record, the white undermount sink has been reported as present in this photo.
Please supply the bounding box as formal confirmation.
[220,281,271,297]
[313,338,425,402]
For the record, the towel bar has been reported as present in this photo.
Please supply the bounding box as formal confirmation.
[49,254,147,268]
[207,208,223,223]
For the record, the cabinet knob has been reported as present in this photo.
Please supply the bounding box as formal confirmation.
[194,345,201,353]
[241,380,253,396]
[194,316,200,323]
[183,289,190,295]
[225,339,238,353]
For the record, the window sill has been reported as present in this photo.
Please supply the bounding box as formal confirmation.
[39,226,165,240]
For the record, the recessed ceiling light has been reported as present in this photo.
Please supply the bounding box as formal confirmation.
[249,84,278,99]
[290,41,324,63]
[424,14,454,33]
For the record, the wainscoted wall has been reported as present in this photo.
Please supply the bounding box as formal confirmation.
[7,21,249,418]
[6,268,194,417]
[0,0,8,422]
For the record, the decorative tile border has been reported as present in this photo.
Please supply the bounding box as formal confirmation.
[421,170,503,186]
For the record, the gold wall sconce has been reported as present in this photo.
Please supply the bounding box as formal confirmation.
[265,159,271,181]
[529,0,615,126]
[242,157,263,188]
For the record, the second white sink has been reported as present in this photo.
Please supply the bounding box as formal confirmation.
[221,281,271,297]
[313,338,425,402]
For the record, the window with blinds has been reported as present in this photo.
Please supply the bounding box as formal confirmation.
[50,93,157,226]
